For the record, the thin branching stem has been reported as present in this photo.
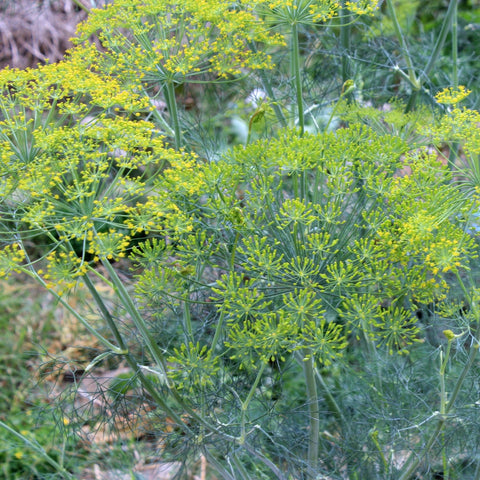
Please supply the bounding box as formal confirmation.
[163,79,182,149]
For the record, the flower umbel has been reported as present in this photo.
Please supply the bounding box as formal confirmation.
[435,86,471,105]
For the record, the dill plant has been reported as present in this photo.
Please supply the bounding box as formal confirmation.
[1,1,480,479]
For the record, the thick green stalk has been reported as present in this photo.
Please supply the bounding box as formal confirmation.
[291,23,304,135]
[451,0,458,88]
[23,267,122,353]
[385,0,420,92]
[163,80,182,149]
[239,362,266,444]
[302,352,320,476]
[406,0,458,111]
[422,0,458,83]
[315,367,346,426]
[340,7,351,84]
[100,258,168,371]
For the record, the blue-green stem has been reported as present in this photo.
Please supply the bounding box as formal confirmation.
[422,0,458,83]
[385,0,420,92]
[239,362,266,444]
[248,41,288,128]
[183,299,194,342]
[340,7,352,84]
[210,308,226,354]
[100,258,168,371]
[230,231,240,270]
[315,367,346,426]
[448,0,459,169]
[163,79,182,149]
[99,258,238,440]
[201,447,236,480]
[242,442,289,480]
[231,452,254,480]
[81,269,198,433]
[71,0,90,13]
[439,340,453,480]
[475,459,480,480]
[22,266,122,353]
[300,351,319,477]
[83,273,129,352]
[406,0,458,111]
[291,23,304,136]
[324,79,355,134]
[0,420,75,480]
[451,0,458,88]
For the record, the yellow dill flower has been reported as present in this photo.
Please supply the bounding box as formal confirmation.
[0,243,26,278]
[263,0,341,26]
[42,250,87,295]
[435,86,472,105]
[345,0,379,16]
[74,0,283,86]
[88,230,132,261]
[430,106,480,156]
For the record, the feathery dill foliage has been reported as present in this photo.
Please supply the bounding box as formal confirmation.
[2,1,480,479]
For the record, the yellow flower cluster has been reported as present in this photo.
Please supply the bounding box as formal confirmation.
[345,0,379,16]
[264,0,340,25]
[430,106,480,157]
[435,85,471,105]
[75,0,284,83]
[87,230,132,261]
[0,244,26,278]
[40,251,89,295]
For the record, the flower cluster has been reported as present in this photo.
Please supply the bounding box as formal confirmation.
[74,0,284,83]
[0,55,190,296]
[435,85,472,105]
[345,0,379,16]
[264,0,341,25]
[430,105,480,157]
[132,123,470,374]
[0,244,26,278]
[39,250,89,295]
[167,342,219,393]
